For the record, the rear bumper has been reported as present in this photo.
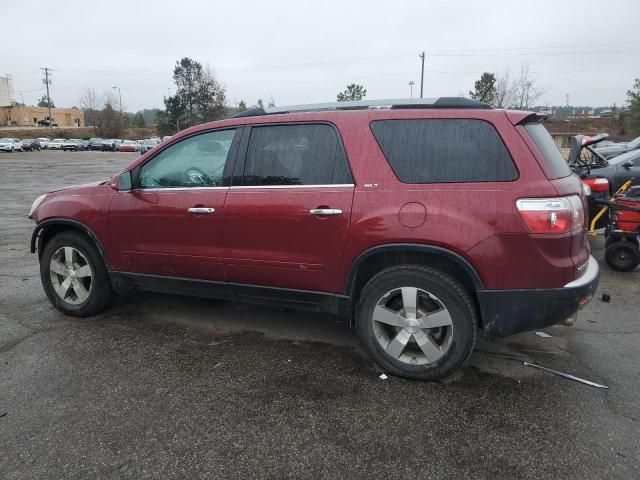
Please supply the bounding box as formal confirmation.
[477,256,600,337]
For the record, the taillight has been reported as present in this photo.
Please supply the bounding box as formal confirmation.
[583,177,609,193]
[516,196,584,234]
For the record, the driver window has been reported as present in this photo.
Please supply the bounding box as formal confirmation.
[139,129,236,188]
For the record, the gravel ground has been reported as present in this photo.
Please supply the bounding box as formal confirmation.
[1,150,639,479]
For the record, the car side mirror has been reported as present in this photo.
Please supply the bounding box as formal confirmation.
[622,161,634,169]
[115,171,132,191]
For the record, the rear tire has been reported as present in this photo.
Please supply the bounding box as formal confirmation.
[356,265,477,381]
[40,231,115,316]
[605,241,640,272]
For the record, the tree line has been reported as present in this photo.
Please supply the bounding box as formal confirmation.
[70,55,640,137]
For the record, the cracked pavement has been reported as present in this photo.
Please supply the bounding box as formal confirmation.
[1,150,639,479]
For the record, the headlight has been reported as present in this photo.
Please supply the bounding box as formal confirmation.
[28,194,47,219]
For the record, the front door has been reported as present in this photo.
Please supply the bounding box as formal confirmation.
[109,128,239,281]
[223,123,355,293]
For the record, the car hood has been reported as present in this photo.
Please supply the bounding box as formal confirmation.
[48,180,109,194]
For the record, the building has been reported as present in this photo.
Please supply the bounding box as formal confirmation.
[0,105,84,127]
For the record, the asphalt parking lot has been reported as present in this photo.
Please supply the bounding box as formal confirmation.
[1,150,639,479]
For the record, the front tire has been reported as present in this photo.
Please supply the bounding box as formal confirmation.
[40,231,115,316]
[356,265,477,381]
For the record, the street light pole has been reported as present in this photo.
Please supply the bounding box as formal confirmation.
[112,86,122,112]
[409,81,415,99]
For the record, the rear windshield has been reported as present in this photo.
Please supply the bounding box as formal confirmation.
[523,123,571,179]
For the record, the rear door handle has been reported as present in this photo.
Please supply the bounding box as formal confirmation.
[309,208,342,216]
[187,207,215,214]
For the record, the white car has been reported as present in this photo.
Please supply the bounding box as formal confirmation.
[37,137,51,149]
[48,138,66,150]
[0,138,23,152]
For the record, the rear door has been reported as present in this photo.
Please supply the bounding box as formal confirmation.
[223,123,354,293]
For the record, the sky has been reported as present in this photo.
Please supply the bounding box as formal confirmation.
[3,0,640,112]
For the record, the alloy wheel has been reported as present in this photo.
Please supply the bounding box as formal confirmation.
[371,287,454,365]
[49,246,93,305]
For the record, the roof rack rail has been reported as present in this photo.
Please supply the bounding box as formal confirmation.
[231,97,491,118]
[231,107,266,118]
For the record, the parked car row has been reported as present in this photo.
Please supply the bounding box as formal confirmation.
[0,136,171,153]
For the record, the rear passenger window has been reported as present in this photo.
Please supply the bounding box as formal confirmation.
[243,124,352,186]
[370,119,518,183]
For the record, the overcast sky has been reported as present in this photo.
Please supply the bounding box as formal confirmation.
[4,0,640,111]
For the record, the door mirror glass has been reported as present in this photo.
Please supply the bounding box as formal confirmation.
[118,171,132,191]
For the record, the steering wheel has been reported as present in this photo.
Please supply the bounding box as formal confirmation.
[184,167,216,186]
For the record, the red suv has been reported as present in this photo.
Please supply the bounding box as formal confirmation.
[29,98,599,380]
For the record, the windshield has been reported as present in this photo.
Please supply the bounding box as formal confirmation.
[609,150,640,165]
[53,139,65,142]
[628,136,640,150]
[0,138,11,142]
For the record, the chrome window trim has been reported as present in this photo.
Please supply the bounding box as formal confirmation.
[229,184,355,190]
[130,186,230,192]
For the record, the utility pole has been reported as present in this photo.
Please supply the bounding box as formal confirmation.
[409,80,415,99]
[41,67,53,129]
[419,52,425,98]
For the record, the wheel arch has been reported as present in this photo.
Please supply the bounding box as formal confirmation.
[31,219,111,269]
[345,244,485,326]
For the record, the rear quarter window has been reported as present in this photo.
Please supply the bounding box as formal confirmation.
[370,119,518,183]
[523,122,571,179]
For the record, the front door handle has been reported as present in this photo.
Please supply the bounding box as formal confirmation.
[187,207,215,214]
[309,208,342,216]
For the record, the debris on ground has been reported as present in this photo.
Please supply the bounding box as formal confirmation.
[379,373,388,380]
[523,362,608,389]
[535,331,552,338]
[602,293,611,302]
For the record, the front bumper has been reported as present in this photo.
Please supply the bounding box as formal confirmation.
[477,256,600,337]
